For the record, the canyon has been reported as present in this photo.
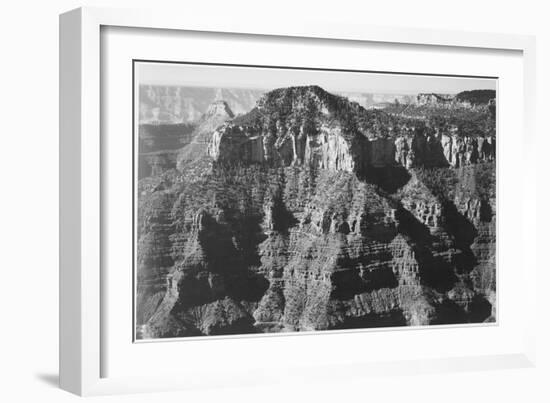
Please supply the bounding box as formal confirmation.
[139,85,264,124]
[136,85,496,338]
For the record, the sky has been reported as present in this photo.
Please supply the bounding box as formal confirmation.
[137,61,497,95]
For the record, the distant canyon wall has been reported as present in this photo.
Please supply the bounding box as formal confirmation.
[139,86,264,124]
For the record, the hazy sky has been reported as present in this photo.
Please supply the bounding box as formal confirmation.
[137,62,496,95]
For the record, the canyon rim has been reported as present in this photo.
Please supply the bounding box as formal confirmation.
[134,62,497,340]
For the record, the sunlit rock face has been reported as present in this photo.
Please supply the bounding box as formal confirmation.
[208,86,370,175]
[136,85,496,338]
[208,86,495,175]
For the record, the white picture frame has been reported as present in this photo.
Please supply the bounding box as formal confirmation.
[60,6,537,396]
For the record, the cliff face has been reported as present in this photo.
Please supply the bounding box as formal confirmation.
[208,86,368,174]
[209,123,362,172]
[138,164,495,337]
[136,85,496,338]
[208,86,495,172]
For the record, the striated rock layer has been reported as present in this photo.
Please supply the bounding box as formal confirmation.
[136,86,496,338]
[137,163,496,337]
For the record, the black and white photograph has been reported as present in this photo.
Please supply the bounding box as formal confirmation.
[2,0,548,400]
[134,61,497,340]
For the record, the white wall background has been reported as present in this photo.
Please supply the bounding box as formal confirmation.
[0,1,547,401]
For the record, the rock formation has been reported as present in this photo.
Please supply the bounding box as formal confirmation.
[176,100,235,170]
[208,86,495,172]
[417,89,496,108]
[138,101,236,179]
[136,85,496,338]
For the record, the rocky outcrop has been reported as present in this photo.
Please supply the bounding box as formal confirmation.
[136,85,496,338]
[417,90,496,108]
[417,93,455,106]
[176,100,234,170]
[207,86,495,176]
[455,90,497,107]
[440,134,495,167]
[137,162,495,338]
[207,86,369,174]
